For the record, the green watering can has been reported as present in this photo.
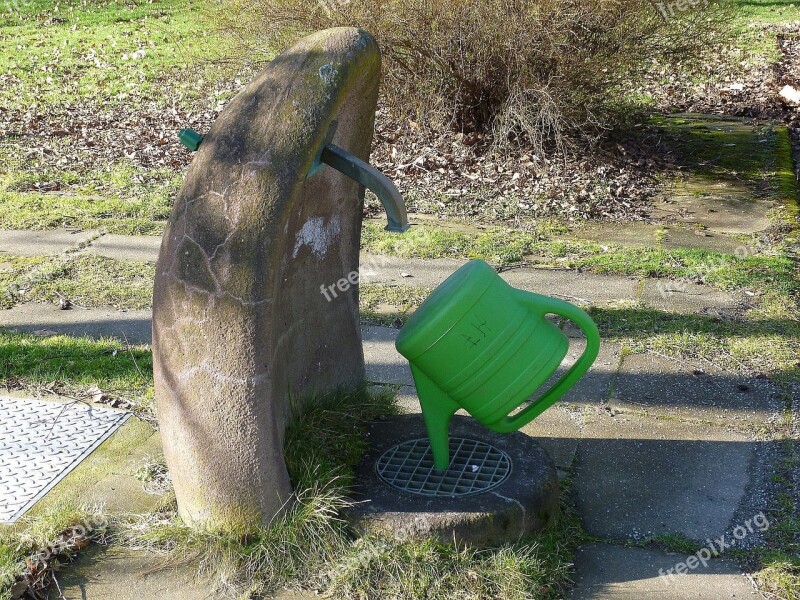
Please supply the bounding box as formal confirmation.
[395,259,601,471]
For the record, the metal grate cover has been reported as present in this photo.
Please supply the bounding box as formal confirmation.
[376,438,511,498]
[0,396,129,524]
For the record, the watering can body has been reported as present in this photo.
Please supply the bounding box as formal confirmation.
[395,259,601,470]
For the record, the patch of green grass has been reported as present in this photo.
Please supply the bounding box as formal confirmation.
[0,256,49,308]
[0,191,172,235]
[0,160,180,236]
[117,386,395,595]
[732,0,800,26]
[326,502,581,600]
[727,0,800,63]
[359,284,432,326]
[751,439,800,598]
[0,329,153,409]
[754,551,800,599]
[647,532,702,555]
[364,223,799,297]
[577,247,797,295]
[2,254,155,309]
[591,305,800,381]
[0,0,219,108]
[366,281,799,382]
[0,505,109,599]
[362,222,544,266]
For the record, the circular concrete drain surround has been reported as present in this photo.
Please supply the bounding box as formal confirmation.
[376,438,511,498]
[346,414,558,546]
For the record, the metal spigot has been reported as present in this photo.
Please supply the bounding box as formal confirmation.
[309,121,410,233]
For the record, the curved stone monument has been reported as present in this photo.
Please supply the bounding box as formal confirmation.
[153,28,384,531]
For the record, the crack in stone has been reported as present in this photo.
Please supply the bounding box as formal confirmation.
[490,490,527,534]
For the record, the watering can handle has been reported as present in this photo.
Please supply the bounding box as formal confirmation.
[497,290,601,432]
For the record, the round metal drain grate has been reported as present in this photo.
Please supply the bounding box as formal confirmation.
[375,438,511,498]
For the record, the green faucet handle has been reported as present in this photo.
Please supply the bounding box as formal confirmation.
[179,128,204,151]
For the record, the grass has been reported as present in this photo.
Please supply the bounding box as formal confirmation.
[0,0,218,108]
[0,0,223,244]
[592,299,800,381]
[0,505,109,599]
[0,169,178,235]
[116,386,398,596]
[359,284,431,327]
[358,287,800,381]
[325,504,581,600]
[0,329,154,412]
[743,438,800,599]
[647,533,703,555]
[1,254,155,309]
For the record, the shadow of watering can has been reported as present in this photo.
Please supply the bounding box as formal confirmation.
[396,259,601,471]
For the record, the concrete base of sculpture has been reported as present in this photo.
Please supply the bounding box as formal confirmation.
[345,415,559,547]
[153,28,381,532]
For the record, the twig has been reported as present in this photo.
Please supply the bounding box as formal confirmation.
[120,330,148,384]
[494,261,531,273]
[552,293,591,304]
[43,400,81,441]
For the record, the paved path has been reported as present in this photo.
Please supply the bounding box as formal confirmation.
[0,226,777,599]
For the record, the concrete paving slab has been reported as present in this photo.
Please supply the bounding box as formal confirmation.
[0,229,100,256]
[520,406,585,470]
[652,189,774,236]
[360,253,463,289]
[362,325,414,387]
[77,430,165,515]
[640,279,741,315]
[364,253,733,317]
[0,304,153,344]
[569,542,757,599]
[612,353,780,424]
[503,269,639,307]
[87,234,163,263]
[49,547,214,600]
[572,411,756,542]
[361,253,640,306]
[558,340,621,406]
[48,545,328,600]
[515,339,621,469]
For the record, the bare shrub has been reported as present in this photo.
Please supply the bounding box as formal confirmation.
[211,0,730,153]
